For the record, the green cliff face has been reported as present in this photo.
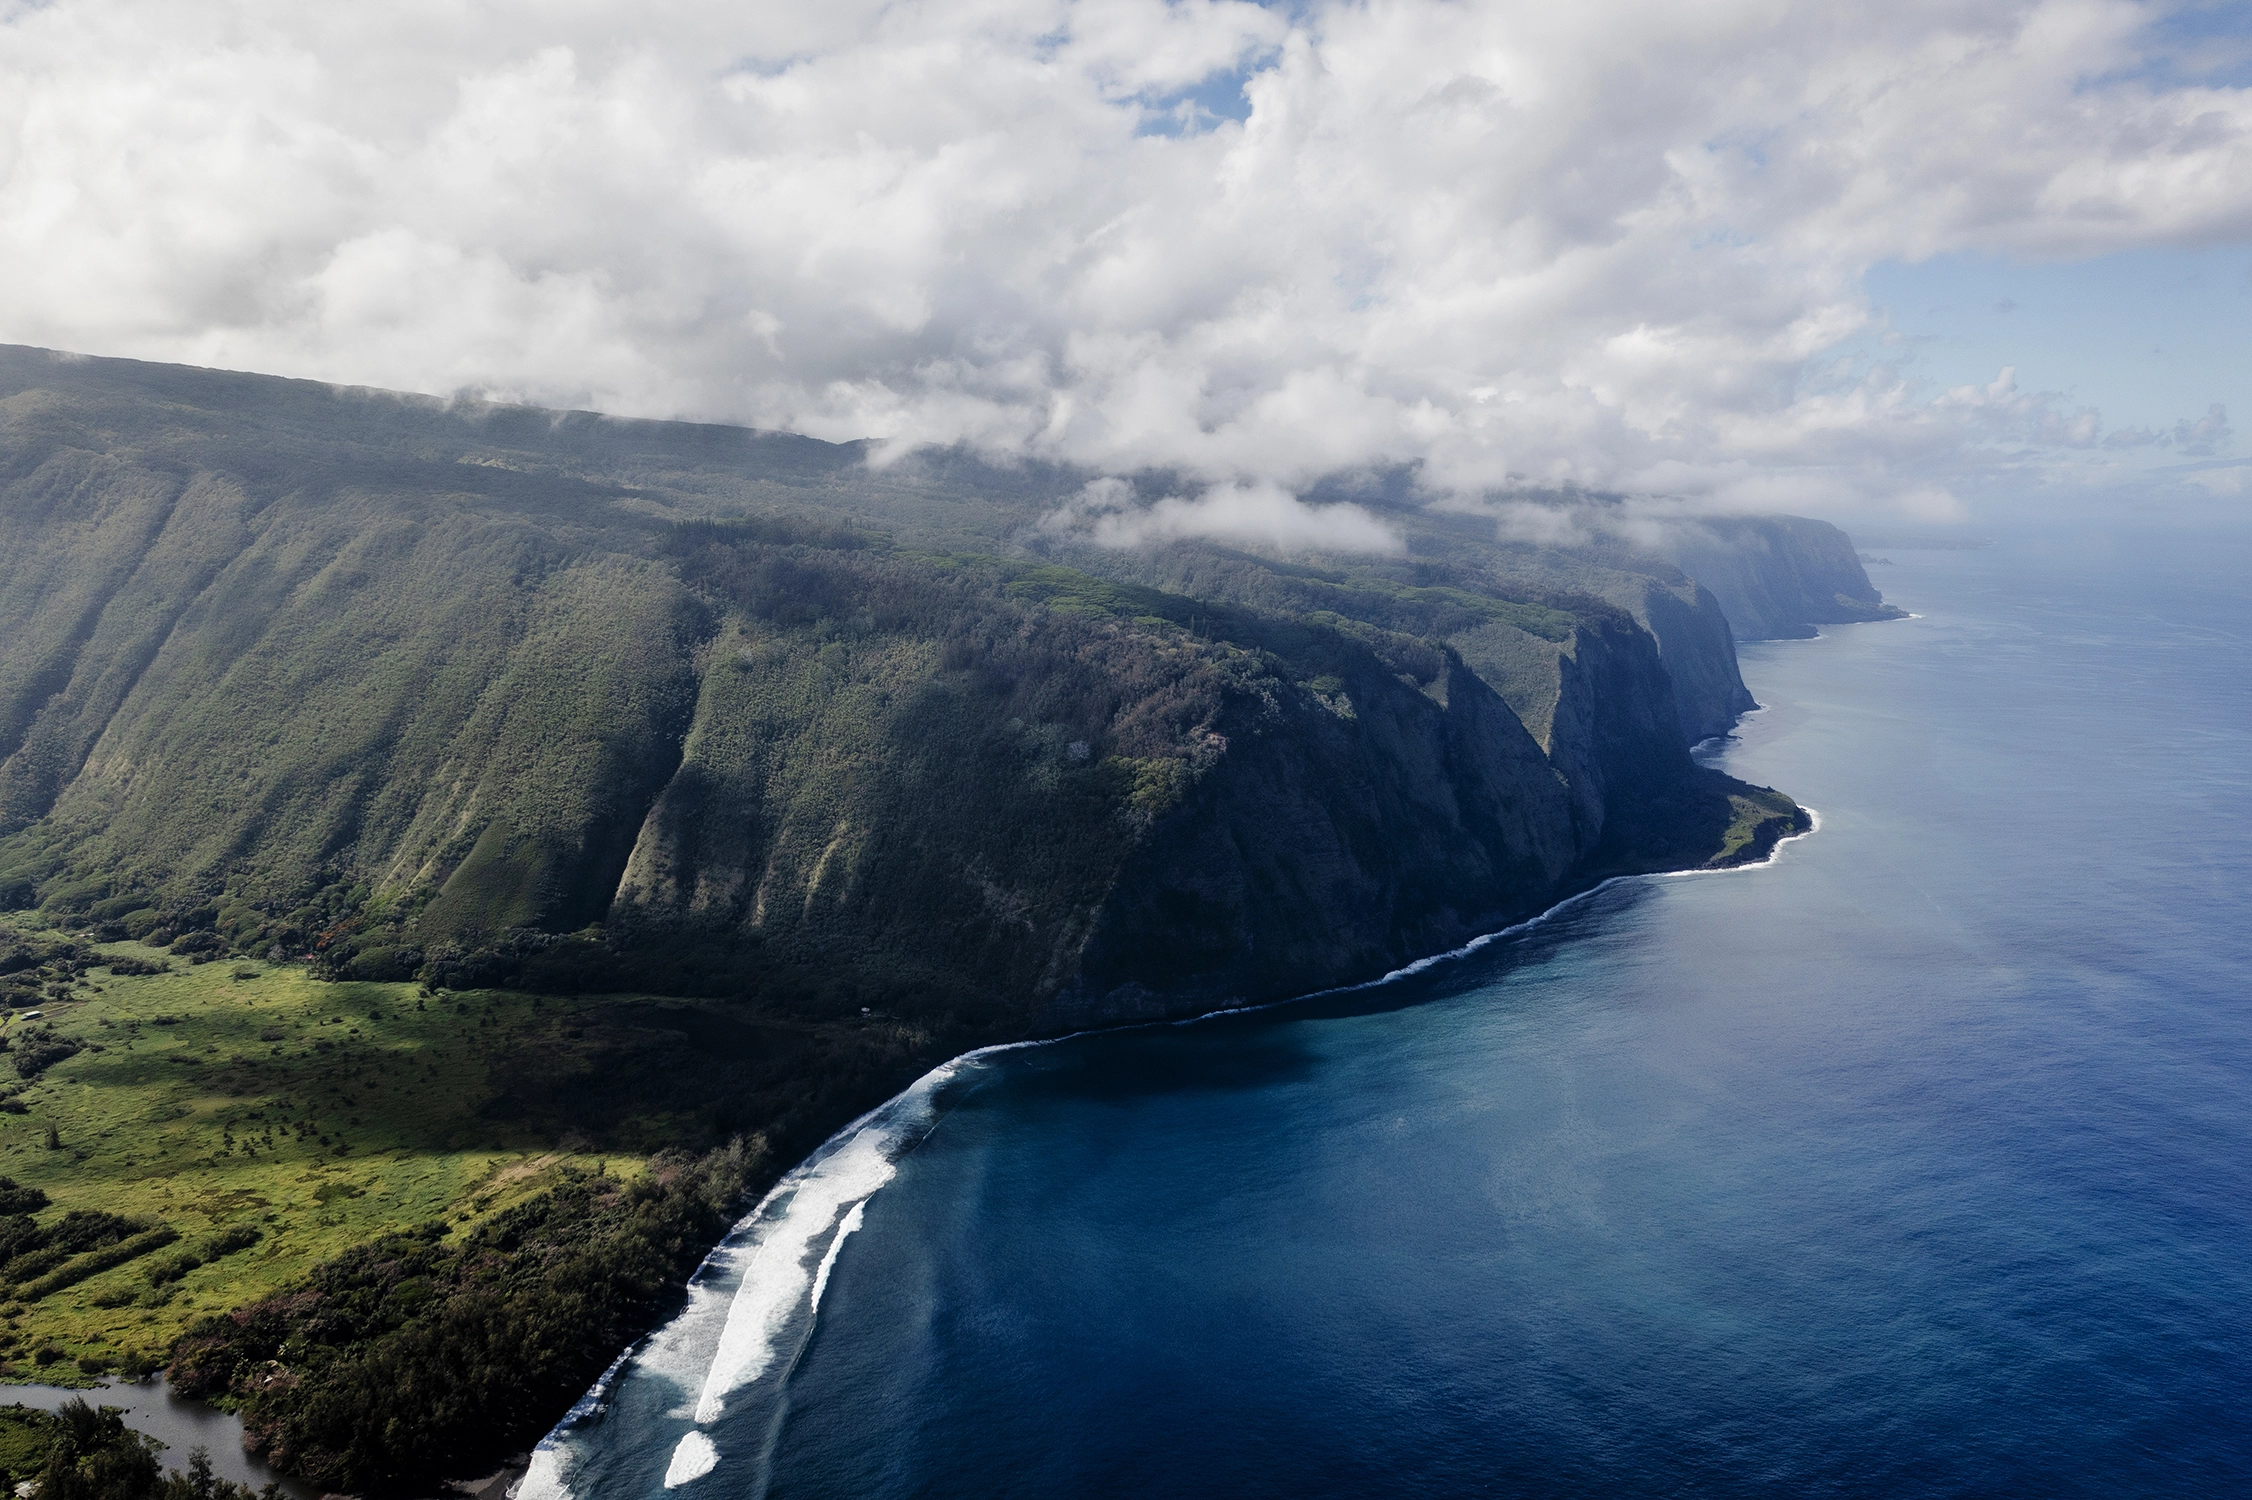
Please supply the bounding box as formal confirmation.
[0,345,1817,1028]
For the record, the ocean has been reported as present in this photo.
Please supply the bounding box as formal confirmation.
[524,527,2252,1499]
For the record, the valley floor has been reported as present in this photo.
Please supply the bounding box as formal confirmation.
[0,929,931,1389]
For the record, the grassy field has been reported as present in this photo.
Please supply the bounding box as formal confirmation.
[0,944,606,1379]
[0,1403,53,1475]
[0,927,918,1386]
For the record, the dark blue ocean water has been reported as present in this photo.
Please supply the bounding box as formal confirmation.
[528,531,2252,1500]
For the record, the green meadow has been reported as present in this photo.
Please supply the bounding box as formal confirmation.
[0,945,609,1378]
[0,932,919,1386]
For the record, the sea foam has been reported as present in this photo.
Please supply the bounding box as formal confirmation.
[515,1338,644,1500]
[664,1430,720,1487]
[514,1053,993,1499]
[689,1109,914,1423]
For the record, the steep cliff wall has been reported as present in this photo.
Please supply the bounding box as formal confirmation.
[1076,540,1758,857]
[1659,516,1907,640]
[1051,601,1800,1026]
[1457,540,1757,744]
[1577,570,1759,743]
[1048,650,1573,1025]
[0,425,703,927]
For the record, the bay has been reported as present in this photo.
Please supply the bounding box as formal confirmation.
[532,528,2252,1499]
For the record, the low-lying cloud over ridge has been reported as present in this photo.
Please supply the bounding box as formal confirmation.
[1042,477,1405,553]
[1,0,2247,526]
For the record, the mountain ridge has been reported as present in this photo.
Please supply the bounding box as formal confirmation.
[0,343,1858,1028]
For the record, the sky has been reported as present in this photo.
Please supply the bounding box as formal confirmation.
[2,0,2249,541]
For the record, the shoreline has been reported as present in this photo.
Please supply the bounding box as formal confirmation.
[518,801,1824,1499]
[1167,803,1821,1027]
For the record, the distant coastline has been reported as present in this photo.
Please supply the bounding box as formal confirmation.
[1851,533,1993,551]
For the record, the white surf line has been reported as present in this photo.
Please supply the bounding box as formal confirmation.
[1175,804,1822,1026]
[517,1340,646,1500]
[1651,805,1822,878]
[723,1198,874,1500]
[632,1052,1043,1492]
[688,1127,897,1425]
[532,800,1826,1497]
[807,1200,865,1316]
[519,1068,983,1500]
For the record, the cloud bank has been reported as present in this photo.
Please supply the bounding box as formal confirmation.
[1,0,2248,525]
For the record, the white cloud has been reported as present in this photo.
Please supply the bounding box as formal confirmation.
[1042,477,1402,554]
[2182,462,2252,498]
[0,0,2247,526]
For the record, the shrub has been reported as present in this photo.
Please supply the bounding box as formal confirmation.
[340,946,420,983]
[19,1225,179,1302]
[0,1178,49,1216]
[146,1252,200,1287]
[9,1025,82,1080]
[103,954,168,977]
[49,1211,142,1254]
[171,1145,754,1493]
[3,1246,69,1284]
[34,879,106,914]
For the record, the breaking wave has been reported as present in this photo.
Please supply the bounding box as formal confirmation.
[690,1112,911,1424]
[522,1044,1036,1497]
[663,1431,719,1488]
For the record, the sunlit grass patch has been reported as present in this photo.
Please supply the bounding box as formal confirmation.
[0,953,646,1380]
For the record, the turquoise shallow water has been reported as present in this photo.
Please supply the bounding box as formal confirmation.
[530,531,2252,1499]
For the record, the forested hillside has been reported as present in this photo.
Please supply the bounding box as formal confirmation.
[0,344,1824,1023]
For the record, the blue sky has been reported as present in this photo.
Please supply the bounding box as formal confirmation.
[1864,246,2250,455]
